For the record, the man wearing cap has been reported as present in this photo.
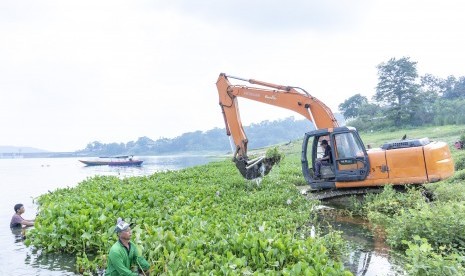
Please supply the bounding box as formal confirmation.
[10,203,35,228]
[105,218,150,275]
[314,139,332,179]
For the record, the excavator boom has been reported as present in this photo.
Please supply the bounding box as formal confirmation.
[216,73,338,179]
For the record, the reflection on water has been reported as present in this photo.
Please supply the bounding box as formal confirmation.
[26,249,77,276]
[4,227,77,275]
[0,155,222,275]
[316,203,405,276]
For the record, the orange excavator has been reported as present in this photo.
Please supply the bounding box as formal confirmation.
[216,73,455,191]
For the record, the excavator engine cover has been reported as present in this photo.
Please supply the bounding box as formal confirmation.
[381,138,430,150]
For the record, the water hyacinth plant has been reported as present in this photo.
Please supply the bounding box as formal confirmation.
[26,160,351,275]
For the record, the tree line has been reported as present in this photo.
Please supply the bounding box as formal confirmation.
[77,117,326,156]
[338,57,465,131]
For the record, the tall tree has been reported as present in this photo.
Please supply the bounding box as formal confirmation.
[441,75,458,99]
[455,77,465,99]
[374,57,420,126]
[443,76,465,99]
[420,74,443,96]
[409,90,438,126]
[405,74,442,125]
[338,93,368,119]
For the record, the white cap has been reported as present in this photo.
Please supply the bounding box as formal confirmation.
[115,217,132,233]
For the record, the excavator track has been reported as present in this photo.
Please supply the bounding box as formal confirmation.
[296,186,384,200]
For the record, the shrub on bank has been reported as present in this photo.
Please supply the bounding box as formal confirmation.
[403,236,465,275]
[348,175,465,274]
[426,173,465,202]
[454,153,465,171]
[355,186,427,226]
[386,201,465,253]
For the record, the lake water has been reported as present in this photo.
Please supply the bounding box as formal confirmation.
[0,155,220,275]
[316,203,405,276]
[1,156,403,275]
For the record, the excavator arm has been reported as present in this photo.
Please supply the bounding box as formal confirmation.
[216,73,339,179]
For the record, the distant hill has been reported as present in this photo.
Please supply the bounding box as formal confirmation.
[1,115,347,156]
[77,115,346,156]
[0,146,49,153]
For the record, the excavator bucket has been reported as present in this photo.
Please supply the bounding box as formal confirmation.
[234,155,280,180]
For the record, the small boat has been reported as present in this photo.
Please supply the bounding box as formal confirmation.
[79,155,143,166]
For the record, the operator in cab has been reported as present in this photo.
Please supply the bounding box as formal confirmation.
[314,139,332,178]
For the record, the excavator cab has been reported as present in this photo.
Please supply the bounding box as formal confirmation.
[302,127,370,190]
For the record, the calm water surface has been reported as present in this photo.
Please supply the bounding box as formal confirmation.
[320,200,406,276]
[2,156,403,275]
[0,155,219,275]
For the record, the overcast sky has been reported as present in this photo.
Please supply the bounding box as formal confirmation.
[1,0,464,152]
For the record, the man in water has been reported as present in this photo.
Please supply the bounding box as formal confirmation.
[10,203,35,228]
[105,218,150,275]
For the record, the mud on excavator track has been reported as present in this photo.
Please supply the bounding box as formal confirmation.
[297,186,384,201]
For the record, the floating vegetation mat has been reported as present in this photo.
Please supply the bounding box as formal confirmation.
[26,160,351,275]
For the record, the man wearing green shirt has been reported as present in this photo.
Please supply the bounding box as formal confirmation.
[105,218,150,276]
